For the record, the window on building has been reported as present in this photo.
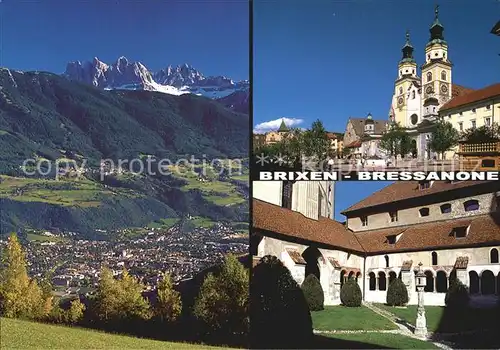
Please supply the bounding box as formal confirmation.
[418,180,431,190]
[441,71,447,81]
[427,72,432,82]
[281,181,293,210]
[471,120,476,129]
[459,111,463,116]
[412,90,415,99]
[452,226,468,238]
[472,108,476,113]
[387,235,397,244]
[361,216,368,227]
[389,211,398,222]
[486,117,491,126]
[432,251,438,265]
[458,122,463,131]
[486,105,491,110]
[464,199,479,212]
[419,207,430,217]
[399,87,403,95]
[440,203,452,214]
[491,248,499,264]
[385,255,389,268]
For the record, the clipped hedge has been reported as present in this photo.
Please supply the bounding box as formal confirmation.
[340,279,362,307]
[386,278,409,306]
[445,278,470,310]
[301,274,324,311]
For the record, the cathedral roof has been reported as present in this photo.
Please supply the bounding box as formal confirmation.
[342,180,495,214]
[348,117,387,137]
[441,83,500,112]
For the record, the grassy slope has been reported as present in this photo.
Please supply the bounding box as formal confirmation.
[0,318,227,349]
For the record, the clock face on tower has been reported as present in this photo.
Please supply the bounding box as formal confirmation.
[440,83,448,94]
[425,85,434,95]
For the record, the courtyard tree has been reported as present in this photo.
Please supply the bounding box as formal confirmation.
[386,278,409,306]
[155,272,182,323]
[193,254,249,341]
[0,233,49,320]
[429,120,460,160]
[445,277,470,311]
[301,274,324,311]
[251,255,313,349]
[461,123,500,144]
[379,122,412,165]
[340,279,362,307]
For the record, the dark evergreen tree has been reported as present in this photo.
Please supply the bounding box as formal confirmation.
[301,274,324,311]
[340,279,362,307]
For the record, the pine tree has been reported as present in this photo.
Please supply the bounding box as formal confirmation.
[156,272,182,322]
[0,233,47,319]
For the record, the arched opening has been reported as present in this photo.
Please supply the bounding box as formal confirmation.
[348,271,355,281]
[490,248,499,264]
[431,251,438,265]
[497,273,500,295]
[384,255,389,268]
[424,270,434,292]
[369,272,376,291]
[340,270,346,289]
[427,72,432,82]
[356,272,361,283]
[441,70,447,81]
[436,271,448,293]
[388,271,397,286]
[302,247,322,281]
[469,271,480,294]
[378,271,387,291]
[481,270,495,295]
[410,139,417,157]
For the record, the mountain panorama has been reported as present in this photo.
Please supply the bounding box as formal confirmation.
[64,56,249,105]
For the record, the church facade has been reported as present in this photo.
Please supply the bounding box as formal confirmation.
[388,7,475,161]
[252,180,500,306]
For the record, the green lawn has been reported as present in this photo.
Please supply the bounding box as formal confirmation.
[26,233,66,242]
[311,306,398,331]
[0,318,228,349]
[377,304,499,333]
[320,333,438,349]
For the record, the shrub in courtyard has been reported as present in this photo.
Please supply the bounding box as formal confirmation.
[386,278,409,306]
[251,255,313,349]
[301,274,324,311]
[340,279,362,307]
[445,278,469,310]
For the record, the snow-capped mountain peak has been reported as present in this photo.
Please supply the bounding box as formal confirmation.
[62,56,249,112]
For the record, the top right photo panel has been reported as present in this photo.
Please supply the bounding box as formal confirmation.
[253,1,500,174]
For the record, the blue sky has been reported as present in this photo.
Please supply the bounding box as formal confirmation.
[1,0,249,80]
[334,181,391,221]
[253,1,500,134]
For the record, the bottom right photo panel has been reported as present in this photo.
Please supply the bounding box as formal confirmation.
[250,180,500,349]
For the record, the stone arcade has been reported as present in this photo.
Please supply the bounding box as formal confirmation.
[252,180,500,306]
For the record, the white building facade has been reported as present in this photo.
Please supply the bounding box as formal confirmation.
[252,180,500,307]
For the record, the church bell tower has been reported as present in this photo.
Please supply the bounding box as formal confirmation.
[392,31,419,127]
[421,5,453,119]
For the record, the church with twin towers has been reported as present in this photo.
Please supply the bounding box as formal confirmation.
[389,6,473,161]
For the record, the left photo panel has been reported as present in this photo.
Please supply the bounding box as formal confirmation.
[0,1,250,349]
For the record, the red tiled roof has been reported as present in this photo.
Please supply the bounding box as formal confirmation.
[286,249,306,264]
[345,140,362,148]
[441,83,500,112]
[454,256,469,269]
[253,198,500,255]
[253,199,364,253]
[354,215,500,254]
[342,181,494,214]
[451,84,475,98]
